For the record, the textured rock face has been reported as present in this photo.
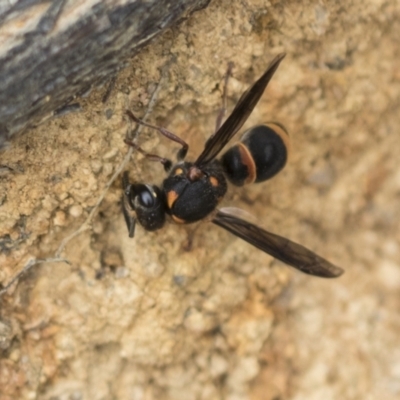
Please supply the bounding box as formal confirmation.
[1,1,400,399]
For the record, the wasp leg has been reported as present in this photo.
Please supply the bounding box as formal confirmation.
[124,139,172,172]
[182,227,196,252]
[125,110,188,160]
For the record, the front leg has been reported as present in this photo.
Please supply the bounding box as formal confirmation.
[126,110,189,161]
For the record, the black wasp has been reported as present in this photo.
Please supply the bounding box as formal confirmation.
[122,53,344,278]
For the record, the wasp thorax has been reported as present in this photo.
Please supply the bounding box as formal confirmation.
[162,160,227,223]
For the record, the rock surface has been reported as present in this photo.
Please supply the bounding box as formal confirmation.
[1,1,400,399]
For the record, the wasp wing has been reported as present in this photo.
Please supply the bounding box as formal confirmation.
[195,53,286,168]
[212,209,344,278]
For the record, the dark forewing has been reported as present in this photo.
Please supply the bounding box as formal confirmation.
[212,209,344,278]
[195,53,286,168]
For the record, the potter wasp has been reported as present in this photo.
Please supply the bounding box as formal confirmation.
[122,53,343,278]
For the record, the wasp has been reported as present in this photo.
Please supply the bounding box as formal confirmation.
[122,54,344,278]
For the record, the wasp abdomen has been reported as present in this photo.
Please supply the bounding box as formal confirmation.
[221,123,290,187]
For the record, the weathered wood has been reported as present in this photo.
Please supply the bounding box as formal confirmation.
[0,0,210,147]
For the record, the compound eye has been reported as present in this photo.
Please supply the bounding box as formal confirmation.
[130,184,158,209]
[138,189,155,208]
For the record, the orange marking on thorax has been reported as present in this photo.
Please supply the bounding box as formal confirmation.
[209,176,219,187]
[166,190,179,209]
[172,214,186,224]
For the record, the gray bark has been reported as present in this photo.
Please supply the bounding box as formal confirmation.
[0,0,210,147]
